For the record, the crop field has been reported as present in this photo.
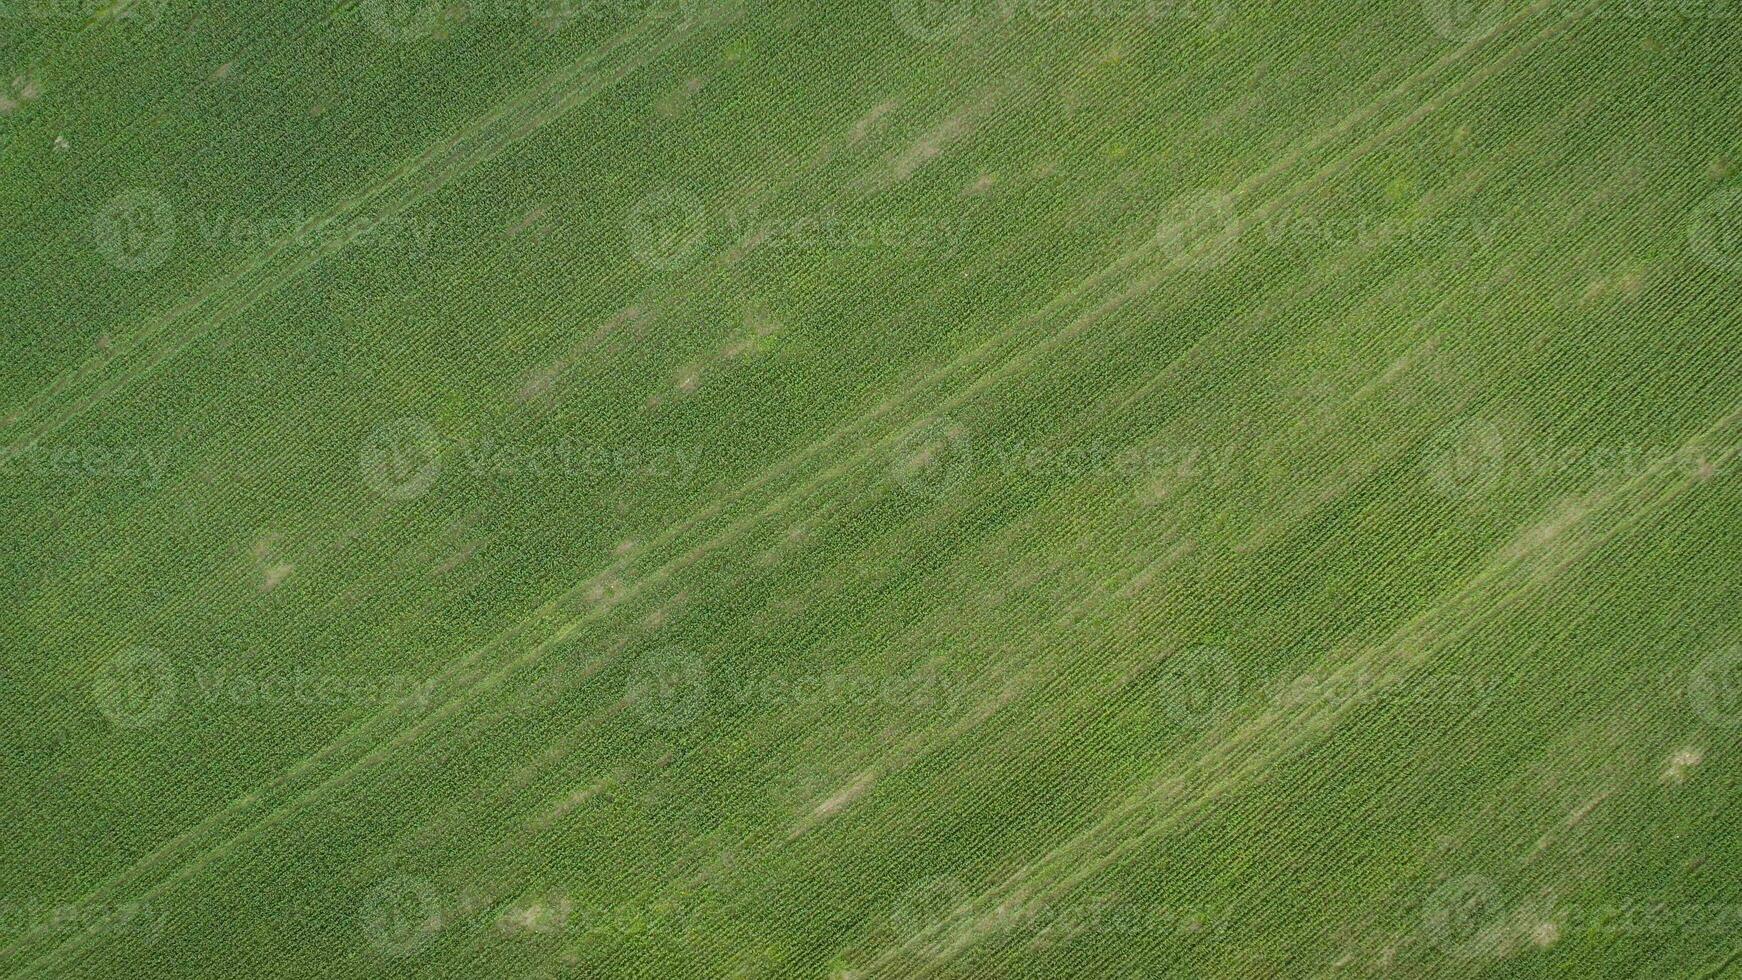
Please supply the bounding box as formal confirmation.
[1,0,1740,976]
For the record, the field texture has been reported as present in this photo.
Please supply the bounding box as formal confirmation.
[2,0,1740,976]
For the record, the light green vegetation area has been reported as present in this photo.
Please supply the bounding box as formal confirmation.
[1,0,1739,976]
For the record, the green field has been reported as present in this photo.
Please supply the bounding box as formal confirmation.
[2,0,1740,976]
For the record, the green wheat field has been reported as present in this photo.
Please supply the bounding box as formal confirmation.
[1,0,1739,976]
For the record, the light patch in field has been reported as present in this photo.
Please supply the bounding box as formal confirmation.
[961,172,999,197]
[1566,791,1609,826]
[0,75,42,114]
[675,367,701,392]
[888,100,988,183]
[1498,495,1596,566]
[506,205,548,238]
[259,563,294,592]
[851,99,898,143]
[497,892,573,936]
[1530,920,1561,947]
[1581,270,1646,303]
[790,770,877,838]
[212,62,235,80]
[1660,747,1703,785]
